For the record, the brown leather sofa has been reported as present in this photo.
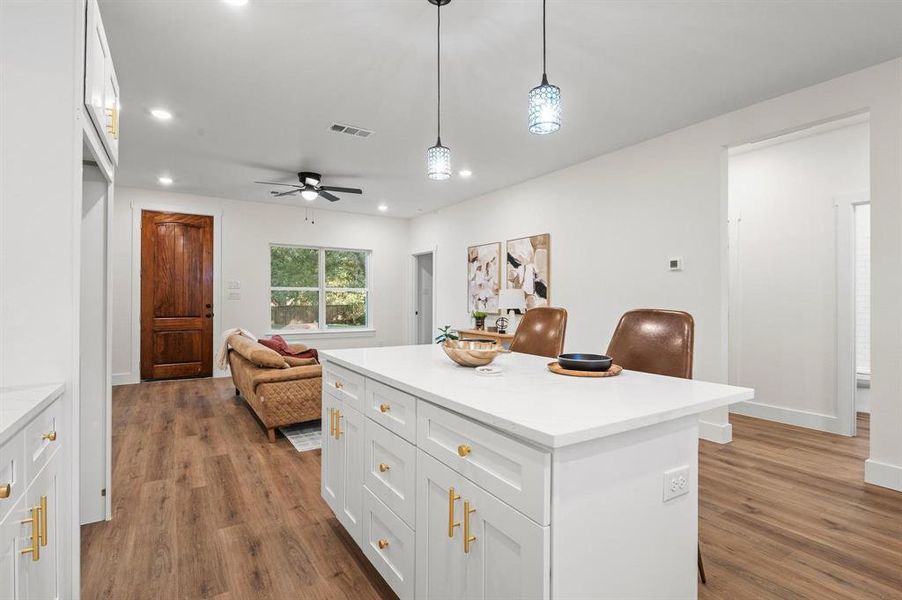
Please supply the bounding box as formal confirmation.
[227,334,322,442]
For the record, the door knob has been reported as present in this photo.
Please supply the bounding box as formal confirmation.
[205,303,212,308]
[205,313,213,318]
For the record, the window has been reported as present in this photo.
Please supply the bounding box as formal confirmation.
[270,245,370,332]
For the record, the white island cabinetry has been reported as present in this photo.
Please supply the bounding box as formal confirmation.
[321,345,753,599]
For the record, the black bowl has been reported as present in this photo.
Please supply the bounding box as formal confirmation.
[557,353,613,372]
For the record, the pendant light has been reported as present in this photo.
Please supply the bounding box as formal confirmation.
[528,0,561,135]
[426,0,451,180]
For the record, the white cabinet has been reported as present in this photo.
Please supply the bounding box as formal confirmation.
[320,392,364,546]
[20,455,60,600]
[0,497,26,599]
[84,0,119,165]
[416,451,549,600]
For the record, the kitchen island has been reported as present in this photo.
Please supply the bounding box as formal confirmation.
[320,345,753,599]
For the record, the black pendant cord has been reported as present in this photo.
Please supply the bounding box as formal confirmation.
[542,0,547,80]
[436,1,442,143]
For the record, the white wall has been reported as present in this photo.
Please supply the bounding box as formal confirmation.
[728,120,869,432]
[111,187,410,383]
[409,59,902,490]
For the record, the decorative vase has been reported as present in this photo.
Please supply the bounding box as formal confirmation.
[474,317,486,330]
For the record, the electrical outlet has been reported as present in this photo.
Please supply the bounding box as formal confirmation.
[668,257,683,271]
[663,466,690,502]
[228,292,241,301]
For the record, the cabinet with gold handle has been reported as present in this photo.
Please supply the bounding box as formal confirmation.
[20,505,41,561]
[334,410,343,439]
[448,487,461,538]
[378,463,390,473]
[377,538,389,550]
[463,500,477,553]
[0,483,10,499]
[42,431,57,442]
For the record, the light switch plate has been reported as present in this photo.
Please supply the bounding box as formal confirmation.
[227,280,241,289]
[228,292,241,300]
[663,466,690,502]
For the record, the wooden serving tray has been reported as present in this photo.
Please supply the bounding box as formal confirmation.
[547,362,623,378]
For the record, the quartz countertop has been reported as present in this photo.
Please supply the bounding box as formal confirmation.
[321,345,753,448]
[0,383,65,446]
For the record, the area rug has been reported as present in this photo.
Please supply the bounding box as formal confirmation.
[279,420,322,452]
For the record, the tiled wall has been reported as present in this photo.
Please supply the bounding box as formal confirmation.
[856,203,871,376]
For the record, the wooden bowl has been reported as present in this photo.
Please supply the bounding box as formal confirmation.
[442,339,499,367]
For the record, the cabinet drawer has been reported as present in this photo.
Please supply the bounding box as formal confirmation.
[0,434,24,521]
[365,379,417,443]
[23,398,62,485]
[417,401,551,525]
[365,420,416,528]
[323,362,365,414]
[362,487,415,600]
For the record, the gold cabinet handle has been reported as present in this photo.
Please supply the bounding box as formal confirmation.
[334,410,342,439]
[334,381,343,390]
[448,487,461,538]
[377,538,389,550]
[20,506,41,561]
[39,496,47,547]
[379,403,390,413]
[328,408,336,437]
[457,444,471,457]
[378,463,390,473]
[463,500,476,553]
[42,431,57,442]
[0,483,10,499]
[105,106,119,139]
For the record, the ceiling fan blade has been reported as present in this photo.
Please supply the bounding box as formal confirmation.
[319,186,363,194]
[255,181,302,188]
[319,190,341,202]
[273,189,300,197]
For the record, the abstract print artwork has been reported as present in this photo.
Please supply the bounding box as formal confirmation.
[467,242,501,313]
[506,234,550,309]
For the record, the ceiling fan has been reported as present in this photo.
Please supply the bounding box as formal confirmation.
[254,172,363,202]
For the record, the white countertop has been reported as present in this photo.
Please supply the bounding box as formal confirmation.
[322,345,754,448]
[0,383,65,446]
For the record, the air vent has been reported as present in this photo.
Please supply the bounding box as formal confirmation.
[330,122,373,138]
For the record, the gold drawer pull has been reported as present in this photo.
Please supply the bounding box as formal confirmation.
[20,506,41,561]
[457,444,471,457]
[379,403,390,413]
[42,431,57,442]
[377,538,389,550]
[448,487,460,538]
[463,500,476,553]
[39,496,48,546]
[334,381,343,390]
[378,463,390,473]
[334,410,342,439]
[0,483,10,499]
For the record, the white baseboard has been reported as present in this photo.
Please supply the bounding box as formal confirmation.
[865,459,902,492]
[699,419,732,444]
[112,372,137,386]
[730,400,847,435]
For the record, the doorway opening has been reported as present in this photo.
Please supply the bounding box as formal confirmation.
[727,114,870,436]
[412,251,435,344]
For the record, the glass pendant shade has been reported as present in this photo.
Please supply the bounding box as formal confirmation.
[528,74,561,135]
[426,140,451,180]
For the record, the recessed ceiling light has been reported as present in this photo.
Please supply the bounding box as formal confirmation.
[158,176,173,186]
[378,204,388,212]
[150,108,172,121]
[459,169,473,178]
[223,0,248,5]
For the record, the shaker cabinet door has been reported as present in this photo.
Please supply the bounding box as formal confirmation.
[336,406,364,546]
[321,394,343,516]
[415,451,467,600]
[0,497,26,600]
[20,454,60,600]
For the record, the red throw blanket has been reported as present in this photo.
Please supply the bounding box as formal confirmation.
[258,335,319,362]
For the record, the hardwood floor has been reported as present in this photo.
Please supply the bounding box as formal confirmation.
[82,378,902,599]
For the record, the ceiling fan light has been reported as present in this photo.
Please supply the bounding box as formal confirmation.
[301,189,318,201]
[426,141,451,180]
[528,76,561,135]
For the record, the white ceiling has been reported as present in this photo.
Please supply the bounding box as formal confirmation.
[101,0,902,218]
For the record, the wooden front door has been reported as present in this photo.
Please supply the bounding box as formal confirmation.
[140,210,213,380]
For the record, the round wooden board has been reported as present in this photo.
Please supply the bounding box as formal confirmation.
[547,362,623,378]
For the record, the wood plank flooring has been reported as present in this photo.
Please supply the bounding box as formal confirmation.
[82,378,902,599]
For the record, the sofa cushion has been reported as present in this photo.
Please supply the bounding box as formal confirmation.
[252,364,322,387]
[228,334,288,369]
[283,356,318,367]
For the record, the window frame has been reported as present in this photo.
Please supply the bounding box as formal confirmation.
[269,243,373,334]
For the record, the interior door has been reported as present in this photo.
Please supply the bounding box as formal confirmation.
[140,210,213,380]
[415,451,467,600]
[415,253,433,344]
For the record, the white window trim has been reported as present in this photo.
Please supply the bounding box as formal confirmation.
[269,243,373,335]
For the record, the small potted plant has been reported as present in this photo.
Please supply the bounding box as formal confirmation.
[434,325,459,344]
[472,311,488,330]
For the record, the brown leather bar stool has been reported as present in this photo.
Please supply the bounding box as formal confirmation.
[509,307,568,358]
[606,308,707,584]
